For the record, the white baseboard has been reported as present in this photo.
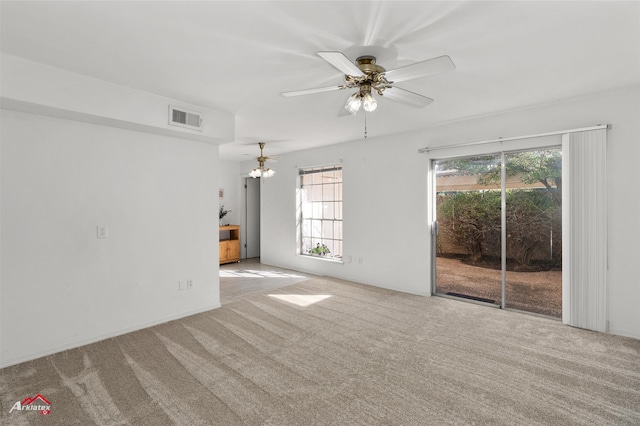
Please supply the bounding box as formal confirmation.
[0,303,221,369]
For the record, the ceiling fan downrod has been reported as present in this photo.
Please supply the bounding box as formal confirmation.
[355,56,385,75]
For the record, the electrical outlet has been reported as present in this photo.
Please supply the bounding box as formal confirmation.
[346,255,352,264]
[179,280,193,291]
[358,257,363,264]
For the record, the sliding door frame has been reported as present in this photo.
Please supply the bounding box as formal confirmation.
[429,140,563,312]
[430,138,562,298]
[426,125,608,329]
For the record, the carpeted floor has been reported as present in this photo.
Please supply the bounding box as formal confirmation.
[1,277,639,425]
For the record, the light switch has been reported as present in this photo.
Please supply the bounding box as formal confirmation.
[97,225,108,238]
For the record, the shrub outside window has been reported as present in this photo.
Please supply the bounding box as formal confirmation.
[299,165,342,260]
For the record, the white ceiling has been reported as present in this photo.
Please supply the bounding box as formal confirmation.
[2,1,639,161]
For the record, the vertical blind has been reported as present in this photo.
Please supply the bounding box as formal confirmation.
[562,129,608,332]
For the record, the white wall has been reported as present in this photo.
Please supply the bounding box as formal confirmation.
[0,54,234,367]
[258,85,640,340]
[0,110,221,367]
[1,53,234,145]
[257,137,431,296]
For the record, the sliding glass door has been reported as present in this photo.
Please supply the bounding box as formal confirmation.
[503,149,562,317]
[434,154,503,306]
[433,148,562,317]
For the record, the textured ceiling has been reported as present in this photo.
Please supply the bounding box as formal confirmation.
[2,1,639,160]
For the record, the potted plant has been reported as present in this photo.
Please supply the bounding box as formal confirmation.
[308,243,331,256]
[219,205,231,226]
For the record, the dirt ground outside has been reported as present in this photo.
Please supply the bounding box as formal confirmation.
[436,257,562,318]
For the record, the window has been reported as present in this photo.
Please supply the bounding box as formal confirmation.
[299,165,342,260]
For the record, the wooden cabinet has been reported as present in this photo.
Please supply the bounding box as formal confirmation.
[219,225,240,264]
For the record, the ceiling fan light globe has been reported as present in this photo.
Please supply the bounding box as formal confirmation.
[249,168,262,178]
[262,169,276,178]
[345,93,362,115]
[362,93,377,112]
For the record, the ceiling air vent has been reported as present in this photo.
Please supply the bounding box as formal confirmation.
[169,105,203,131]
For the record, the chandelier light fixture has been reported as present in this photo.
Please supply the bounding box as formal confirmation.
[249,142,276,179]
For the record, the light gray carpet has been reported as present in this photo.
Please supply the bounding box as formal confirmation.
[1,277,639,425]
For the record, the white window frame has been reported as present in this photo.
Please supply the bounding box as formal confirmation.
[298,164,343,261]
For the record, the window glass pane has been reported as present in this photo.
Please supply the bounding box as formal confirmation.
[324,202,335,220]
[334,222,342,240]
[322,222,334,240]
[302,237,312,254]
[335,202,343,220]
[323,240,334,256]
[332,240,342,257]
[312,202,323,218]
[335,184,342,201]
[301,202,312,218]
[335,169,342,183]
[323,184,335,201]
[311,219,322,238]
[301,219,311,237]
[306,185,316,202]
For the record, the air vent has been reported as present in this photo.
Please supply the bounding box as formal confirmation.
[169,105,203,131]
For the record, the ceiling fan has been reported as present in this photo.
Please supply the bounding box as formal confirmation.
[282,51,455,115]
[248,142,280,179]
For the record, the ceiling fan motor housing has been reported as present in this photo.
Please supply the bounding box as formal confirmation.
[347,56,390,96]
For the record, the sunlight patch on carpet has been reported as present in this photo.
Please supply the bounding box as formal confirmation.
[220,269,306,278]
[268,294,332,307]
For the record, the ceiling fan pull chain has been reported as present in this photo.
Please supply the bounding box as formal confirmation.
[364,111,368,139]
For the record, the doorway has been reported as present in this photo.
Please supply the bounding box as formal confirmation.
[244,177,260,259]
[433,148,562,317]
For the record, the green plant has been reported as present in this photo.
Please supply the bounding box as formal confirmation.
[438,191,501,262]
[308,243,331,256]
[505,189,560,266]
[437,189,561,267]
[219,205,230,221]
[446,150,562,206]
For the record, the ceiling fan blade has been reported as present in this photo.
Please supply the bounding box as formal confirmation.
[317,51,365,77]
[384,55,455,83]
[265,158,278,163]
[282,85,345,97]
[382,86,434,108]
